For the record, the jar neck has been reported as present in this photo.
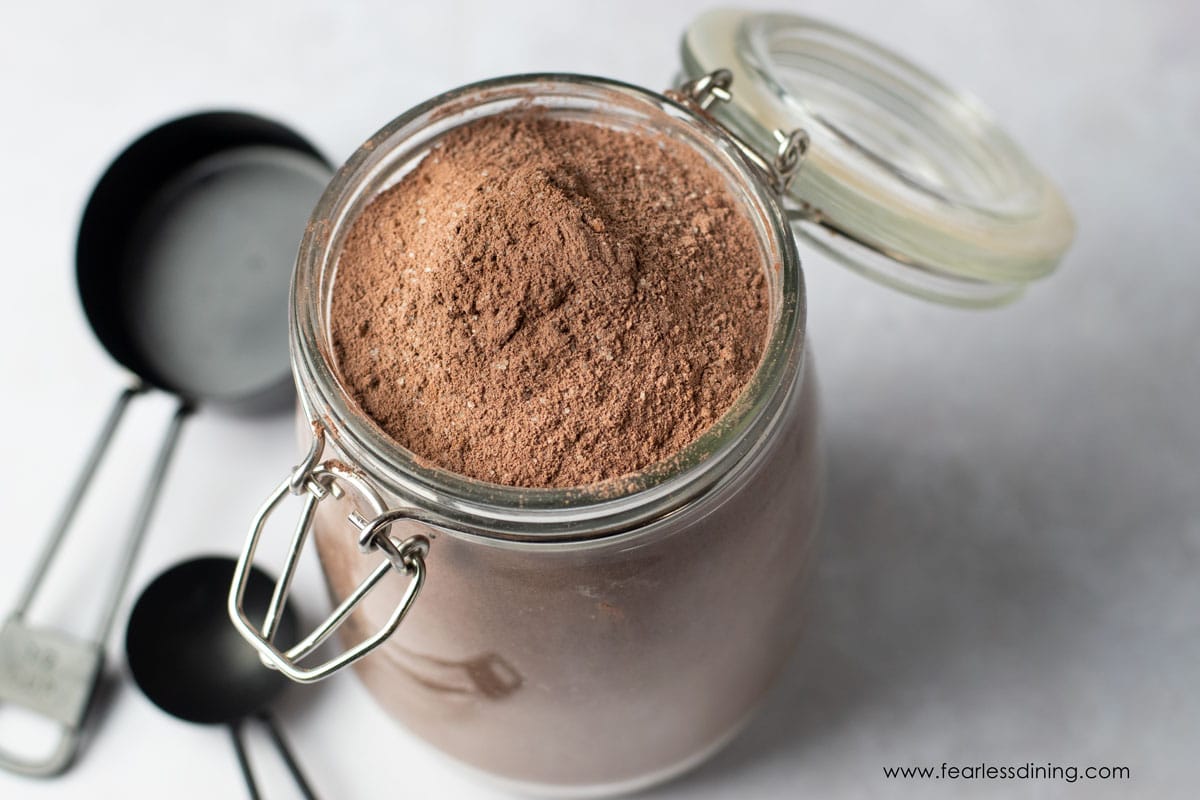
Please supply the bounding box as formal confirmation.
[289,74,806,543]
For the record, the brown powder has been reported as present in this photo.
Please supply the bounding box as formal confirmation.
[331,114,767,487]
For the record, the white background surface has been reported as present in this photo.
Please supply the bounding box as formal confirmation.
[1,1,1196,798]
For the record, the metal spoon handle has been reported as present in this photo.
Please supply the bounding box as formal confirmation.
[229,715,319,800]
[94,399,193,638]
[11,387,193,633]
[11,384,145,617]
[229,721,262,800]
[0,389,192,777]
[260,713,319,800]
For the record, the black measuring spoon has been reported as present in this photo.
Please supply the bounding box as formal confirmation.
[126,557,318,799]
[0,112,330,775]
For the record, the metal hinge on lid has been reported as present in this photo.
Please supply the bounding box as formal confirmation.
[667,69,810,197]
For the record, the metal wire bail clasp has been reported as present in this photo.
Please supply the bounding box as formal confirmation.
[668,69,809,196]
[228,423,430,684]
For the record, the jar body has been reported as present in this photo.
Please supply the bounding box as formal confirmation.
[310,350,820,793]
[285,75,822,795]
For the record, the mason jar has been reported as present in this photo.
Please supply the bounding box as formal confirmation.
[229,10,1072,797]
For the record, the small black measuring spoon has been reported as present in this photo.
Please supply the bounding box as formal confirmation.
[0,112,330,776]
[125,557,317,800]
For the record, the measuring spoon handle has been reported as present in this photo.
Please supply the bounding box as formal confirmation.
[0,386,192,777]
[11,384,145,618]
[229,714,319,800]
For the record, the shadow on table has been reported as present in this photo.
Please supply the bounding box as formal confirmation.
[644,423,1087,796]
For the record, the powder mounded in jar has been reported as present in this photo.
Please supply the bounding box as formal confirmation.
[331,114,768,487]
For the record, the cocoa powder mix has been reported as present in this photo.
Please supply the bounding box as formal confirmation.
[331,114,767,487]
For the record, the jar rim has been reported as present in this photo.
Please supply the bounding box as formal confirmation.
[289,73,806,542]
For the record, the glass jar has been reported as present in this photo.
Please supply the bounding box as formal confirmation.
[228,10,1072,797]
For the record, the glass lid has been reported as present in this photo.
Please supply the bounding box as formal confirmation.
[681,9,1076,307]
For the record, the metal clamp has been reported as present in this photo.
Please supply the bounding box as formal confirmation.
[668,69,809,196]
[228,424,432,684]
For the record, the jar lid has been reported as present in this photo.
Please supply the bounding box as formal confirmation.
[681,10,1076,307]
